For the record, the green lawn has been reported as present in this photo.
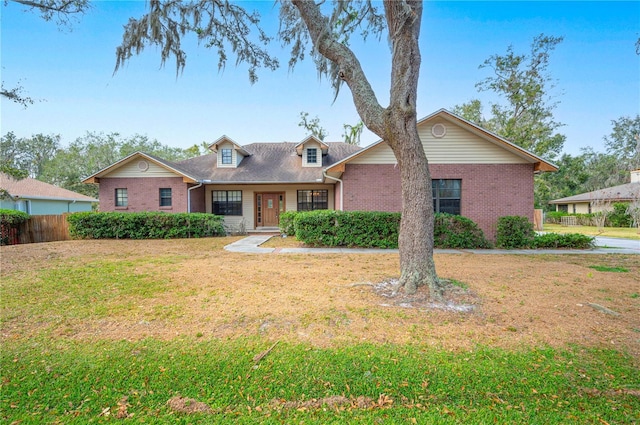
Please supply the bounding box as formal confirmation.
[544,224,640,240]
[2,338,638,424]
[2,238,639,424]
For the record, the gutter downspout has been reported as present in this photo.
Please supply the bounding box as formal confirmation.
[187,182,203,213]
[322,172,343,211]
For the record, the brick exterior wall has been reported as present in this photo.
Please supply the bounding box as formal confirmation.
[98,177,190,213]
[342,163,535,241]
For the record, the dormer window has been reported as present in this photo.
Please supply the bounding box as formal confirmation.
[307,148,318,164]
[221,148,232,165]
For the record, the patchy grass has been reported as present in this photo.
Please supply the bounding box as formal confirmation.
[589,265,630,273]
[544,224,640,240]
[1,237,640,423]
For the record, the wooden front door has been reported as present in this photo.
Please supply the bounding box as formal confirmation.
[257,193,284,227]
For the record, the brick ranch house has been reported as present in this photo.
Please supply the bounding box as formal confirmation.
[83,109,557,240]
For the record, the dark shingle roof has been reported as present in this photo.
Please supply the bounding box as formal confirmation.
[176,142,362,183]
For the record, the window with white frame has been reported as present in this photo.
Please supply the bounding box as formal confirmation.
[221,148,232,165]
[306,148,318,164]
[159,188,172,207]
[115,188,128,207]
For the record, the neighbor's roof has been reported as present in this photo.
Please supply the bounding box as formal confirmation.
[176,142,362,183]
[549,182,640,204]
[0,173,98,202]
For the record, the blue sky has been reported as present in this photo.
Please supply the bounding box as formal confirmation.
[1,1,638,157]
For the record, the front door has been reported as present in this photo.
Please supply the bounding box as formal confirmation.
[257,193,284,227]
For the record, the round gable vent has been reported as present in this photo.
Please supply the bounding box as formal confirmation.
[431,123,447,138]
[138,160,149,172]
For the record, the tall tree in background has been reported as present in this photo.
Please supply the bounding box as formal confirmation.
[0,132,60,179]
[343,121,364,145]
[603,115,640,175]
[114,0,440,297]
[298,112,328,141]
[453,34,566,162]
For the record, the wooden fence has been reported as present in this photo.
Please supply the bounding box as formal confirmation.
[16,215,71,244]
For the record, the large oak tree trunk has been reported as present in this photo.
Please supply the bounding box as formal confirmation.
[386,112,440,297]
[293,0,443,298]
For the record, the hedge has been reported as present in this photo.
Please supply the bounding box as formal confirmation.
[497,215,595,249]
[283,210,491,249]
[533,232,595,249]
[293,210,400,249]
[67,212,225,239]
[0,209,30,246]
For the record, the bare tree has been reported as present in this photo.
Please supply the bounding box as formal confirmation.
[590,191,613,232]
[114,0,441,297]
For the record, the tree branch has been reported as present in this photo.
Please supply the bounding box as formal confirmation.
[291,0,385,136]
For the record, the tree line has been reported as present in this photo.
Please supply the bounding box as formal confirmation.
[0,132,207,198]
[450,34,639,211]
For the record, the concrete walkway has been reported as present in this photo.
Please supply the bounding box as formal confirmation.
[224,235,640,255]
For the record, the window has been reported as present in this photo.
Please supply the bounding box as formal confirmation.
[297,190,328,211]
[221,148,232,165]
[115,188,128,207]
[15,200,30,214]
[212,190,242,215]
[432,179,461,215]
[306,148,318,164]
[558,204,568,213]
[159,188,172,207]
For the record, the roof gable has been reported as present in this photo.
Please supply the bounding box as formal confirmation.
[209,135,251,156]
[295,135,329,155]
[327,109,557,173]
[82,152,199,184]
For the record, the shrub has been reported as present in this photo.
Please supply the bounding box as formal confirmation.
[67,212,225,239]
[496,216,535,249]
[545,211,594,226]
[533,233,595,249]
[279,211,299,236]
[294,210,401,249]
[545,211,566,224]
[291,210,490,249]
[0,209,30,245]
[434,213,492,249]
[608,203,632,228]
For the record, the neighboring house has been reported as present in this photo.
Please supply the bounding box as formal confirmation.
[549,169,640,214]
[0,173,97,215]
[83,109,557,240]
